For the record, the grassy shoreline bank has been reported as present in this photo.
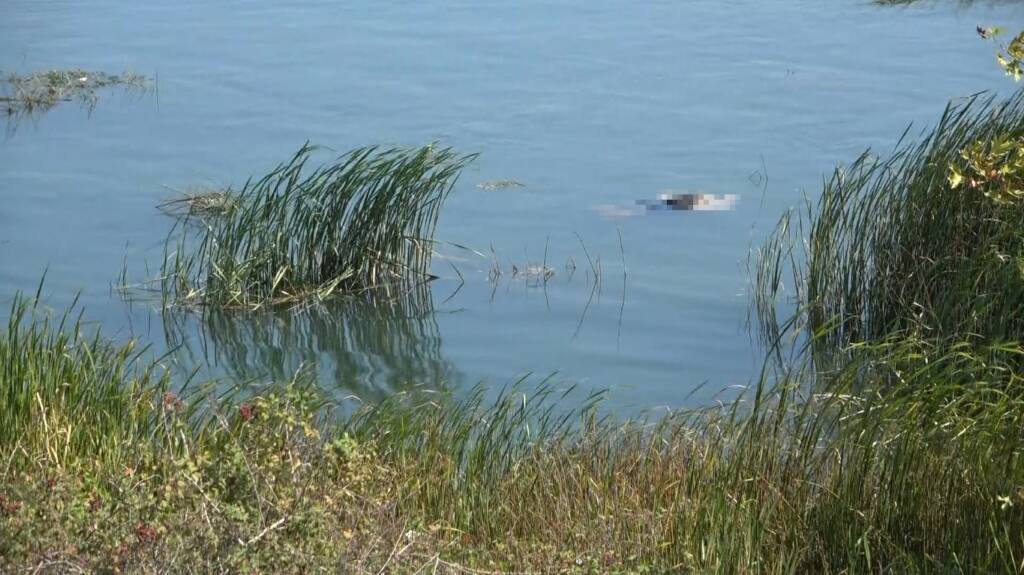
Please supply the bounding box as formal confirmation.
[2,291,1023,573]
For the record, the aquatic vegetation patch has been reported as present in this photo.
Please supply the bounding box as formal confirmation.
[754,90,1024,360]
[161,143,476,309]
[0,69,150,117]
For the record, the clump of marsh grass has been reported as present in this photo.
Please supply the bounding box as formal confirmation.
[0,69,150,118]
[161,143,476,309]
[754,90,1024,365]
[0,290,177,466]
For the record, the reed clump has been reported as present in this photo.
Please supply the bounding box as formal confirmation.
[0,293,175,466]
[754,90,1024,363]
[161,143,476,309]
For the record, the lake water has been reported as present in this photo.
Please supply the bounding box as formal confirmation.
[2,0,1023,411]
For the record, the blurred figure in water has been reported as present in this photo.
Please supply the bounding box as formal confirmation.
[641,192,739,211]
[592,192,738,218]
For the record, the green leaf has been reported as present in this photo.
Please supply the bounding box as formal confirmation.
[1008,32,1024,59]
[948,166,964,189]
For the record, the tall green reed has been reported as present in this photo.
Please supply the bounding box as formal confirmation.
[754,90,1024,366]
[0,290,175,465]
[339,345,1024,572]
[161,143,476,309]
[738,88,1024,569]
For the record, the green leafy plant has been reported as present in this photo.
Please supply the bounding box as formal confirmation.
[949,133,1024,203]
[979,26,1024,81]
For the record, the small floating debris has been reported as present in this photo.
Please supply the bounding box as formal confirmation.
[592,193,739,218]
[512,264,555,280]
[158,188,238,220]
[0,69,151,118]
[477,179,525,191]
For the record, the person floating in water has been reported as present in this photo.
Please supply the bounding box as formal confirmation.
[592,192,738,218]
[638,192,739,211]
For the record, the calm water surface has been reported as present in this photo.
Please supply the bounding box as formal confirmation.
[2,0,1023,411]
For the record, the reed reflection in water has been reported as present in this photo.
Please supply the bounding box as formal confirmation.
[162,284,458,401]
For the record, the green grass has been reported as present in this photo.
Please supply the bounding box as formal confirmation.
[0,290,178,466]
[2,286,1023,573]
[753,90,1024,366]
[160,143,476,309]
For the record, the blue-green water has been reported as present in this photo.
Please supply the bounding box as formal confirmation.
[2,0,1023,410]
